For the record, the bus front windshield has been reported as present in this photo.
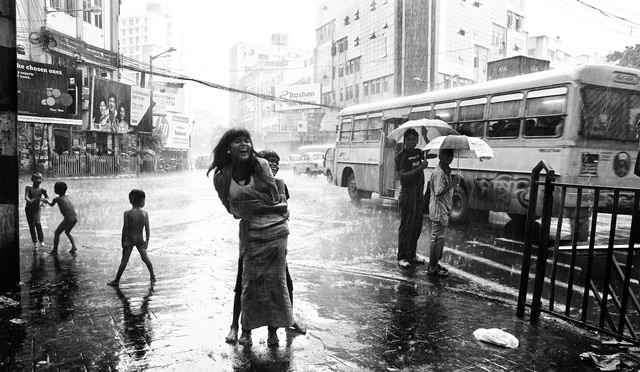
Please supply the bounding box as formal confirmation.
[581,84,640,142]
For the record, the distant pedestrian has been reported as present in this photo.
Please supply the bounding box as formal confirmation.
[427,149,460,276]
[44,181,78,254]
[24,172,49,249]
[209,128,293,347]
[108,189,156,286]
[395,128,429,268]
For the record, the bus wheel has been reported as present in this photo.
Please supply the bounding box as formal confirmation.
[347,173,361,201]
[450,187,470,224]
[326,171,333,184]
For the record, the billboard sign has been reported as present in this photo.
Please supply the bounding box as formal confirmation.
[154,114,191,149]
[274,84,321,111]
[17,60,83,125]
[90,77,151,133]
[151,82,186,113]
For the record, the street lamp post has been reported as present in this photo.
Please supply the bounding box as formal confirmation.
[146,47,176,169]
[45,5,102,15]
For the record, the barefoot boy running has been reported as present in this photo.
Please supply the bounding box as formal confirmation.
[108,189,156,286]
[44,181,78,254]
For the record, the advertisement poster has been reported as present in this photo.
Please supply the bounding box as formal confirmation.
[274,84,322,111]
[151,82,185,113]
[90,77,151,133]
[154,114,191,150]
[17,60,83,125]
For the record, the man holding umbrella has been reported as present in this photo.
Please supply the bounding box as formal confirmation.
[395,129,429,268]
[427,149,460,276]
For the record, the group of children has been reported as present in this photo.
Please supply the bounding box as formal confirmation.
[24,172,154,285]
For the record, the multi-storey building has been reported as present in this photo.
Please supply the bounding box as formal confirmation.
[229,36,309,140]
[119,1,181,87]
[16,0,120,173]
[314,0,528,107]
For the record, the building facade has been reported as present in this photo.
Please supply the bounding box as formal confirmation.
[16,0,121,173]
[314,0,528,106]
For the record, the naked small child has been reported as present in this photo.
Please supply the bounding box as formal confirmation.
[44,181,77,254]
[108,189,156,286]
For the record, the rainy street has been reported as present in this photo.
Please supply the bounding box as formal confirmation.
[4,170,628,371]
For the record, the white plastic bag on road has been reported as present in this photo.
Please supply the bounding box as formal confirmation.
[473,328,519,348]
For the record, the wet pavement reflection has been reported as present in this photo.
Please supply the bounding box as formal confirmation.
[0,171,622,371]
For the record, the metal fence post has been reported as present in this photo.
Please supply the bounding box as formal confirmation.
[530,168,555,323]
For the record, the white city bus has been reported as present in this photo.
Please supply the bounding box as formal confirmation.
[334,64,640,236]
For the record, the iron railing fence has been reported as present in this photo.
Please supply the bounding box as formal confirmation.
[517,160,640,344]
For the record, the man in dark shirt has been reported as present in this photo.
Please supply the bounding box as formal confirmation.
[395,128,429,268]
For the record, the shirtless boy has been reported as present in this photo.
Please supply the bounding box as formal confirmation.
[24,172,49,248]
[44,181,78,254]
[108,189,156,286]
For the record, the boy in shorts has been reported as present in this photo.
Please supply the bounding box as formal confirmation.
[108,189,156,286]
[44,181,77,254]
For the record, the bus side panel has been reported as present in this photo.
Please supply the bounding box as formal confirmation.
[335,144,381,194]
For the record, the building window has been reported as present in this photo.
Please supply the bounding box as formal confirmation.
[64,0,75,16]
[507,11,523,32]
[364,82,369,96]
[383,76,389,92]
[376,79,381,94]
[340,88,344,102]
[338,64,344,77]
[370,1,376,11]
[337,37,348,53]
[354,10,360,20]
[354,36,360,47]
[83,0,92,23]
[93,0,103,28]
[344,16,350,25]
[355,84,360,99]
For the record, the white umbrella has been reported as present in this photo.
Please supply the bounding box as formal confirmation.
[387,119,459,144]
[424,135,495,160]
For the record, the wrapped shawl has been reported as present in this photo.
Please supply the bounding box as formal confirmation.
[213,157,293,330]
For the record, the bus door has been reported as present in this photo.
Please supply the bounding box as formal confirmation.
[381,118,405,198]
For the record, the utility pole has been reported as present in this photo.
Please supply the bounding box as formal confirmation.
[0,0,20,288]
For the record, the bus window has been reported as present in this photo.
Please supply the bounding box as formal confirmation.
[524,117,563,137]
[339,119,352,143]
[352,117,367,142]
[489,94,523,119]
[434,102,457,123]
[366,116,383,141]
[456,122,485,137]
[487,119,520,138]
[581,85,640,141]
[457,98,487,137]
[524,89,567,137]
[409,105,431,120]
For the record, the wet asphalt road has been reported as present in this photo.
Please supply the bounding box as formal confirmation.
[1,170,626,371]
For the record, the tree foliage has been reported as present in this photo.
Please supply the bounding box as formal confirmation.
[607,44,640,69]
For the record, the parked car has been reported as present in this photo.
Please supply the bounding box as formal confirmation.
[323,147,336,183]
[292,152,325,176]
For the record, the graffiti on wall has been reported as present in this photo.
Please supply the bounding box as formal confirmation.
[474,174,531,211]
